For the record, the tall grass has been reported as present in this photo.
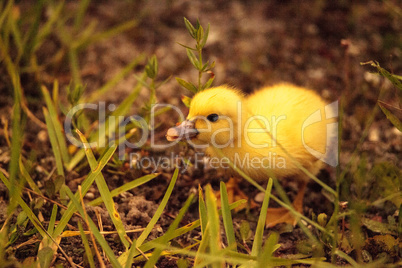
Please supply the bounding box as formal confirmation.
[0,2,401,267]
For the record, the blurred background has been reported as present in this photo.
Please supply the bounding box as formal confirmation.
[0,0,401,265]
[4,0,401,99]
[6,0,399,161]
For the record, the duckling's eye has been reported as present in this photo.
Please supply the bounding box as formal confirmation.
[207,113,219,122]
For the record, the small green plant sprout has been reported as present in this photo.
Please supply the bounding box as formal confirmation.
[176,17,215,104]
[141,55,164,124]
[361,60,402,132]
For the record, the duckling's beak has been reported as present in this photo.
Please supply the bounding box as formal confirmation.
[166,119,198,141]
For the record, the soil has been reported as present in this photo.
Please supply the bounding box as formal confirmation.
[0,0,401,267]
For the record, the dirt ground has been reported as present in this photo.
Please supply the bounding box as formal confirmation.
[1,0,401,266]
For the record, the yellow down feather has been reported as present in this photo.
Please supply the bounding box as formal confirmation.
[179,84,336,182]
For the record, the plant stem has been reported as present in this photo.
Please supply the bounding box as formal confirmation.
[198,44,203,91]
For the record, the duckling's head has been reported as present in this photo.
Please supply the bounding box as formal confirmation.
[166,86,245,148]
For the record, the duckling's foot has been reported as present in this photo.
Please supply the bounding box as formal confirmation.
[265,181,307,228]
[215,178,258,211]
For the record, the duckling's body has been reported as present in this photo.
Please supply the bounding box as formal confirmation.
[167,84,336,227]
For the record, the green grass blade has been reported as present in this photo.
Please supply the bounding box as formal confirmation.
[48,204,58,235]
[271,177,324,250]
[41,85,70,164]
[120,169,180,265]
[251,178,273,257]
[149,243,255,267]
[67,149,86,172]
[19,158,42,196]
[52,144,117,239]
[74,0,91,30]
[0,171,47,238]
[36,1,64,49]
[72,19,97,49]
[137,168,179,246]
[137,218,200,257]
[257,232,279,268]
[76,129,129,248]
[220,181,237,252]
[109,73,146,120]
[0,175,80,267]
[0,215,10,263]
[194,223,210,266]
[214,148,331,236]
[78,221,96,268]
[362,60,402,90]
[40,203,59,249]
[9,11,23,58]
[67,73,146,171]
[334,249,359,267]
[378,101,402,131]
[43,107,65,177]
[128,199,246,263]
[52,80,60,113]
[68,48,82,86]
[398,205,402,238]
[88,173,158,206]
[63,185,122,268]
[0,0,13,30]
[198,185,208,235]
[8,107,23,212]
[86,55,145,103]
[78,19,139,49]
[3,54,25,215]
[21,0,43,61]
[205,185,222,268]
[119,199,246,264]
[144,194,195,268]
[123,239,138,268]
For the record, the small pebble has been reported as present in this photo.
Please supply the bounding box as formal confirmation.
[254,192,265,203]
[364,71,381,86]
[368,127,380,142]
[86,192,95,200]
[37,130,48,142]
[392,127,402,136]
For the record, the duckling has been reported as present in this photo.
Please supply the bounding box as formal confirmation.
[166,84,337,227]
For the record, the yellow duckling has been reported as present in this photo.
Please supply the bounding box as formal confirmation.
[166,84,337,227]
